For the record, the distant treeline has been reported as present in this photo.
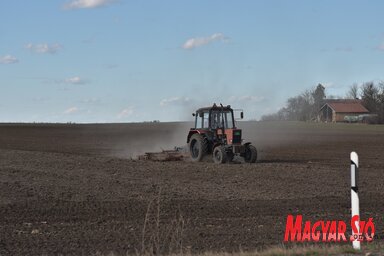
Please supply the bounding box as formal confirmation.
[261,81,384,123]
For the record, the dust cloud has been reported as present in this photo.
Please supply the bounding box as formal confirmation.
[111,121,332,159]
[110,122,193,158]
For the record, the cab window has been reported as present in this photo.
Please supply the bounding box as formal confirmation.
[195,111,210,128]
[210,110,234,129]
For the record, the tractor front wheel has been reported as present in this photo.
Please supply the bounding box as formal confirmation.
[213,146,227,164]
[244,144,257,163]
[189,134,208,162]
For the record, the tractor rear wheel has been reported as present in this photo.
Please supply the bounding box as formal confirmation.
[189,134,208,162]
[213,146,227,164]
[244,144,257,163]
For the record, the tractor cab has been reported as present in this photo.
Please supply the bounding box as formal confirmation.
[193,104,235,130]
[187,103,257,164]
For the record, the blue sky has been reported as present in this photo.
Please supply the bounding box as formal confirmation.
[1,0,384,122]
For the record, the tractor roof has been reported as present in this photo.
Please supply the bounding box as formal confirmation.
[196,104,233,113]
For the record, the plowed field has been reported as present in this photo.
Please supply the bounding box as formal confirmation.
[0,122,383,255]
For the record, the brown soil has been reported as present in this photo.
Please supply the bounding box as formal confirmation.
[0,122,383,255]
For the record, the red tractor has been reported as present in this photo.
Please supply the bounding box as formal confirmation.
[187,103,257,164]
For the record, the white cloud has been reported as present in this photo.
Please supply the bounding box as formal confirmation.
[25,43,62,54]
[117,107,134,119]
[182,33,226,50]
[63,0,117,10]
[49,76,88,85]
[160,97,191,107]
[377,43,384,51]
[64,107,78,114]
[0,55,19,64]
[64,76,87,84]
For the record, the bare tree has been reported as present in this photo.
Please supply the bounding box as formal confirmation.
[376,82,384,123]
[361,82,379,113]
[312,84,326,117]
[346,83,359,99]
[261,86,322,121]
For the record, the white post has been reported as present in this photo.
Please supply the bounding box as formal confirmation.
[351,151,360,250]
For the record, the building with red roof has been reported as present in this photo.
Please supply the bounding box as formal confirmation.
[318,99,369,122]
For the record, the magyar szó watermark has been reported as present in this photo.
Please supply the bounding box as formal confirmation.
[284,215,377,242]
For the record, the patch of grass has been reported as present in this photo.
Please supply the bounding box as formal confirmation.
[138,188,186,256]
